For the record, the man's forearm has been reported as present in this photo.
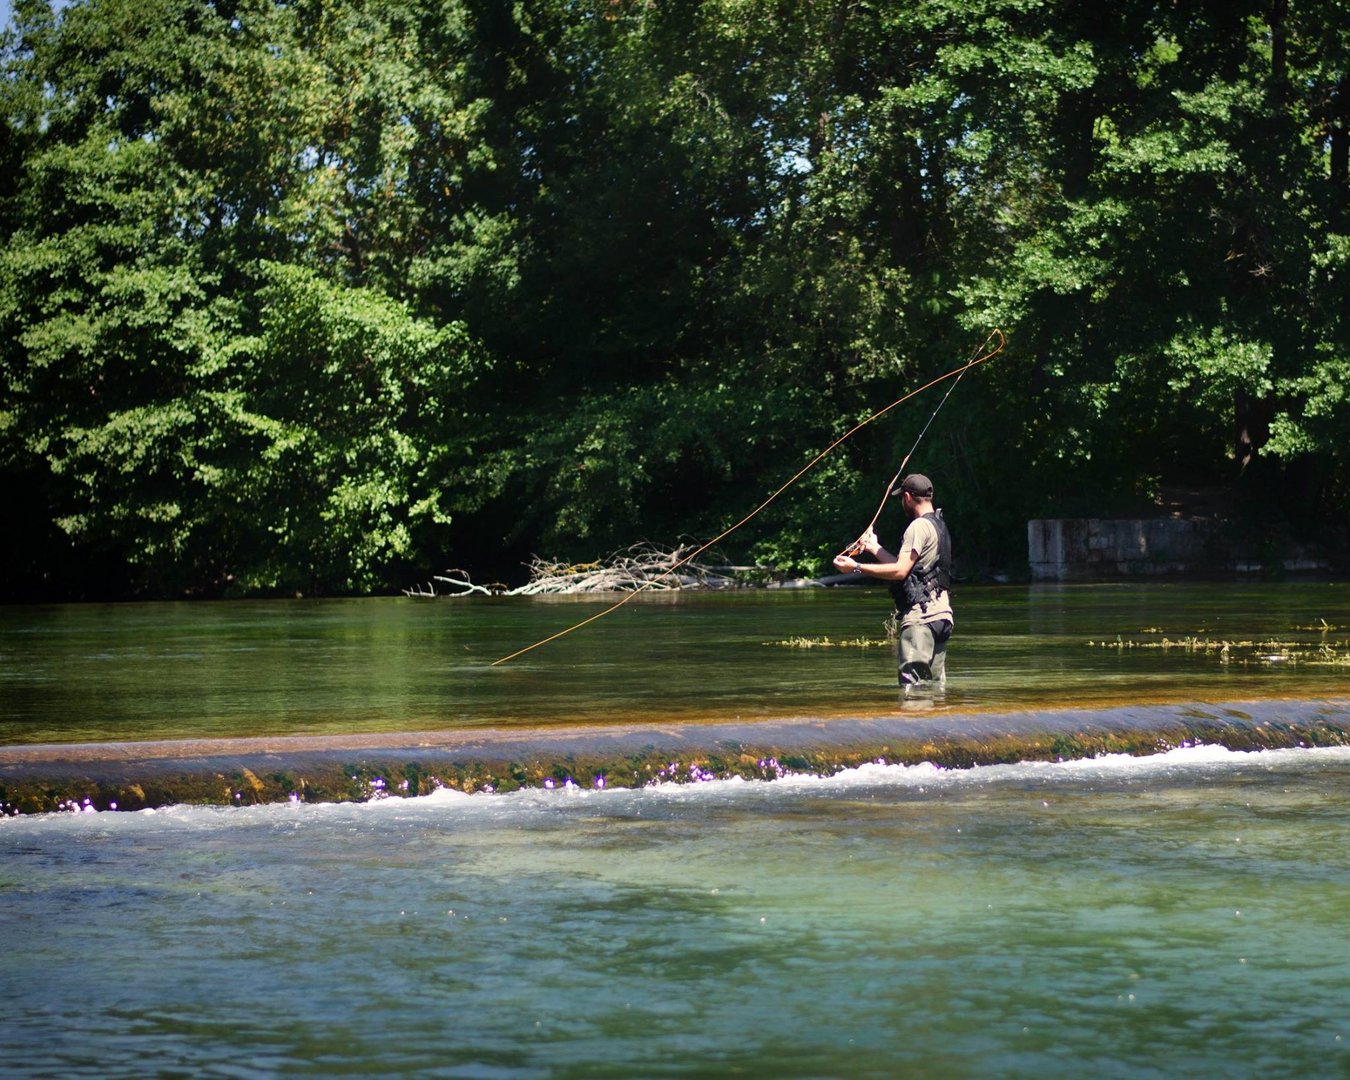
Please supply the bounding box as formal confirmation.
[856,558,910,582]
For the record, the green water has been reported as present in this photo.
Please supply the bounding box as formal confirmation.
[2,584,1350,1077]
[2,746,1349,1077]
[2,582,1349,745]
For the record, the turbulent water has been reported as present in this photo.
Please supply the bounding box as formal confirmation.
[3,746,1350,1078]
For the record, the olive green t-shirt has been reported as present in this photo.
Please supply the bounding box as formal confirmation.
[898,515,953,628]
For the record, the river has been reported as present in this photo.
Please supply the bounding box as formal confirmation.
[2,582,1349,743]
[1,583,1349,1077]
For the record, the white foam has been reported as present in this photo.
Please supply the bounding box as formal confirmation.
[6,743,1350,834]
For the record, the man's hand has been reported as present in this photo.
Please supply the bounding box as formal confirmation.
[842,526,880,558]
[833,553,860,573]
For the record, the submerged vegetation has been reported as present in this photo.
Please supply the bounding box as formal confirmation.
[1089,635,1350,667]
[766,636,893,649]
[3,0,1348,599]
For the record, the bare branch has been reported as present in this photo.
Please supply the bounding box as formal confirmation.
[410,543,780,596]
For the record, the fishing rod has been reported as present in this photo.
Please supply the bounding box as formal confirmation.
[490,328,1005,667]
[842,326,1004,556]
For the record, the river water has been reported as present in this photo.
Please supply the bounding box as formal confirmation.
[3,582,1350,743]
[2,584,1350,1077]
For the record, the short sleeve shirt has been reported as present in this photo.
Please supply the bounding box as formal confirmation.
[899,515,953,628]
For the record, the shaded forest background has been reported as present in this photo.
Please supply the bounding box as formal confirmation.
[2,0,1347,600]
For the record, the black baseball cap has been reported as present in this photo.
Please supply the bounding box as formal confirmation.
[891,473,934,498]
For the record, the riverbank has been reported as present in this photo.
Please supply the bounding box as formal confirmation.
[3,697,1347,815]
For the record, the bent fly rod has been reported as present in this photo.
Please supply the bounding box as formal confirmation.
[841,327,1002,556]
[491,328,1005,666]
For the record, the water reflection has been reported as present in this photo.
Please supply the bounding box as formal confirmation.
[1,582,1348,745]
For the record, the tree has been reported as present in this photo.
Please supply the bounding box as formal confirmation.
[1,0,493,595]
[3,0,1347,597]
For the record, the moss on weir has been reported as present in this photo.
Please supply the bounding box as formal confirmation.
[2,701,1348,816]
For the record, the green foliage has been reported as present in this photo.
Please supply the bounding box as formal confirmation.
[215,262,490,592]
[3,0,1348,597]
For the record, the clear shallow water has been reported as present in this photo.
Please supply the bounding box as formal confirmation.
[3,584,1349,1075]
[2,745,1349,1078]
[2,582,1349,744]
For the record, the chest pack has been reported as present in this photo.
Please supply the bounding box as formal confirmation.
[888,511,951,614]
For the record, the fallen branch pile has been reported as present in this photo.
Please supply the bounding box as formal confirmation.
[405,542,768,598]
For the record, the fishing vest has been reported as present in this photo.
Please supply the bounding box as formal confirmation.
[888,511,951,615]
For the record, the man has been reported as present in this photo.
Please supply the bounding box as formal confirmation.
[832,473,954,686]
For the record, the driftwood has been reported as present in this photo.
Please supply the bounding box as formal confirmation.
[404,543,774,597]
[404,569,496,598]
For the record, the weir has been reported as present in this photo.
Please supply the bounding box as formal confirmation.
[3,697,1347,815]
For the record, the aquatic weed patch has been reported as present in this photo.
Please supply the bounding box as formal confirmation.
[765,636,892,648]
[1087,635,1350,667]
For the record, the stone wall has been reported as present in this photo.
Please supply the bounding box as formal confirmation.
[1027,518,1222,581]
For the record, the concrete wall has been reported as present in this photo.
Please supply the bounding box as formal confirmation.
[1027,518,1220,581]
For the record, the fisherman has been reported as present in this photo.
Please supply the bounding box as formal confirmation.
[832,473,954,686]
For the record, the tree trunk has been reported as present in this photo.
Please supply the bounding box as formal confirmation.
[1234,388,1272,472]
[1331,77,1348,215]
